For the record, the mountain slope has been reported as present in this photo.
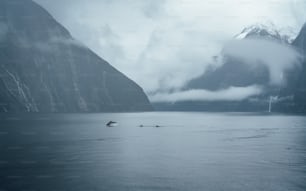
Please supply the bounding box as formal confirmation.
[0,0,152,112]
[187,23,289,91]
[290,24,306,112]
[154,23,297,112]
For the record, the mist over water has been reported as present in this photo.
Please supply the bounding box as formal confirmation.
[149,85,263,103]
[1,112,306,191]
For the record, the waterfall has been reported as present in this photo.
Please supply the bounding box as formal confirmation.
[269,96,272,113]
[268,96,278,113]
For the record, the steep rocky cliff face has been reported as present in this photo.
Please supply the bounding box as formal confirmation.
[0,0,152,112]
[290,24,306,113]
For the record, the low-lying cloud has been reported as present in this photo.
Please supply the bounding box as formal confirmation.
[222,39,302,86]
[150,85,263,103]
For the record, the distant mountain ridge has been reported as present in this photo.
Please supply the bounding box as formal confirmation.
[235,23,297,43]
[186,23,284,92]
[0,0,152,112]
[154,22,306,113]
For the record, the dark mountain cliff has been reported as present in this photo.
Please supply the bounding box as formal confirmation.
[289,24,306,113]
[154,24,302,112]
[0,0,152,112]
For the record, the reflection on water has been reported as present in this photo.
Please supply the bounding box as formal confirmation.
[0,112,306,191]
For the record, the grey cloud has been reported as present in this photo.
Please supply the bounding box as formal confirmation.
[291,0,306,27]
[135,27,216,93]
[149,85,263,103]
[222,39,302,86]
[142,0,166,18]
[33,0,306,94]
[97,25,125,64]
[35,38,85,53]
[50,37,85,47]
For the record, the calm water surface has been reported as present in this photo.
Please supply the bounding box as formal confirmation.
[0,112,306,191]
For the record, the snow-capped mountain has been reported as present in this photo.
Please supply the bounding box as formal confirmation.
[155,22,301,112]
[186,23,289,92]
[235,22,298,43]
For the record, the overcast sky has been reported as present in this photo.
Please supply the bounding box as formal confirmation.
[34,0,306,99]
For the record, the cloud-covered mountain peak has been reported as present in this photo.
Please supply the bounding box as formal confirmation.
[235,22,296,43]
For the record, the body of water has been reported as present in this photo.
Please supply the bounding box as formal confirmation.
[0,112,306,191]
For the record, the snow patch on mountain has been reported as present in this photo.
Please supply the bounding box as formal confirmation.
[235,22,298,43]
